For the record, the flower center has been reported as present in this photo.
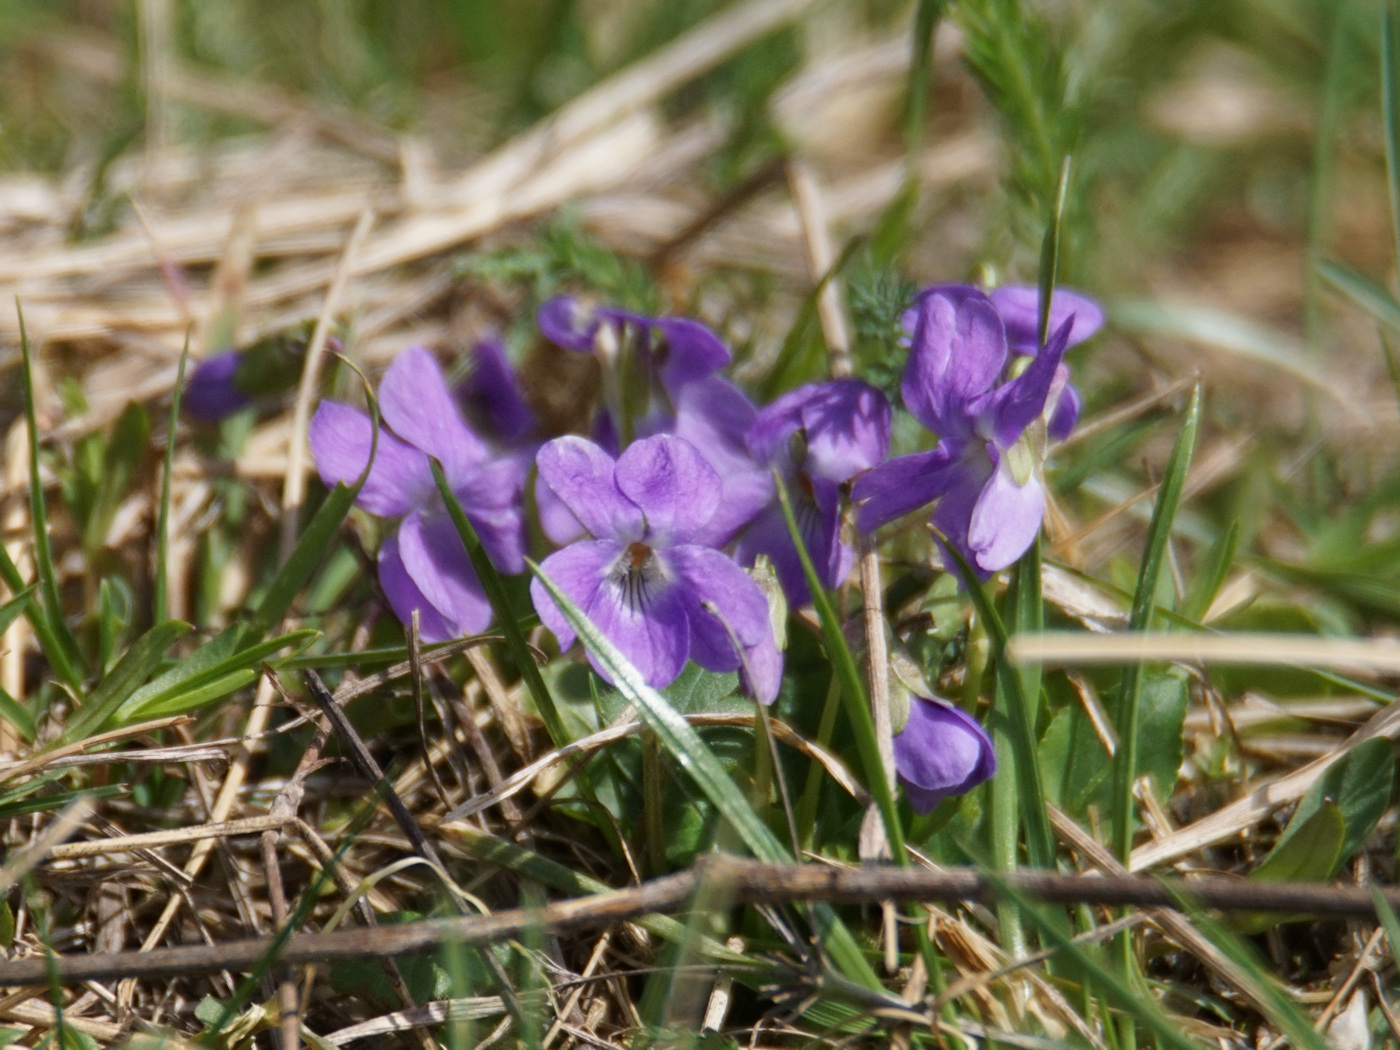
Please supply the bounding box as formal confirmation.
[613,542,666,614]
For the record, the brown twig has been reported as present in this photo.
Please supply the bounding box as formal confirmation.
[15,857,1400,985]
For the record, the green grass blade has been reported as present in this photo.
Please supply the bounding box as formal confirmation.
[1384,0,1400,269]
[116,628,318,723]
[1370,885,1400,973]
[983,866,1206,1050]
[1180,520,1239,623]
[60,620,191,743]
[0,686,35,743]
[0,586,36,641]
[1316,258,1400,332]
[771,474,904,861]
[155,334,190,626]
[1161,883,1332,1050]
[1036,156,1072,346]
[1111,384,1201,864]
[430,460,569,749]
[0,547,80,695]
[530,558,883,992]
[941,541,1054,869]
[236,482,360,648]
[16,302,86,690]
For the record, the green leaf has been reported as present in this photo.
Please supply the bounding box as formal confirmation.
[115,628,318,723]
[1279,736,1395,869]
[0,898,13,950]
[60,621,191,743]
[1251,801,1345,885]
[1111,385,1200,864]
[529,558,883,992]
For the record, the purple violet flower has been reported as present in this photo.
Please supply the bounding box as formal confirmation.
[458,337,537,447]
[895,696,996,814]
[308,346,527,643]
[529,433,782,704]
[854,285,1094,576]
[537,296,730,392]
[184,350,254,422]
[735,379,890,604]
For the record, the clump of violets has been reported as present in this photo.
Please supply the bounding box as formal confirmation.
[735,379,890,604]
[855,284,1101,576]
[528,433,781,704]
[308,346,526,642]
[894,696,996,813]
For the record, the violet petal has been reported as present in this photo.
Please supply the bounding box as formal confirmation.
[378,532,458,644]
[989,284,1104,354]
[538,296,598,352]
[852,444,963,534]
[308,401,433,518]
[395,509,494,637]
[461,338,535,444]
[536,436,645,542]
[985,317,1072,450]
[185,351,253,421]
[530,540,618,652]
[451,457,529,574]
[902,290,1008,435]
[655,317,731,389]
[379,346,489,484]
[1048,383,1081,442]
[966,452,1045,573]
[584,557,690,691]
[893,696,995,814]
[613,434,721,546]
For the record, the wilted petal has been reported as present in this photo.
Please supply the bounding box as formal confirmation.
[530,540,618,651]
[461,338,535,444]
[966,452,1045,573]
[614,435,720,545]
[894,696,995,814]
[989,284,1104,353]
[396,509,494,637]
[984,318,1072,449]
[852,445,963,534]
[655,317,730,389]
[1048,383,1080,442]
[379,346,489,484]
[378,532,458,644]
[903,290,1008,434]
[185,351,253,421]
[308,401,433,517]
[536,436,644,541]
[538,296,598,352]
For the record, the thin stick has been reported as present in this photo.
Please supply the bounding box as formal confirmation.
[17,856,1400,985]
[279,209,374,563]
[1011,630,1400,677]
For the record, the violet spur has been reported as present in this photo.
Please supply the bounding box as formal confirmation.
[528,433,782,704]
